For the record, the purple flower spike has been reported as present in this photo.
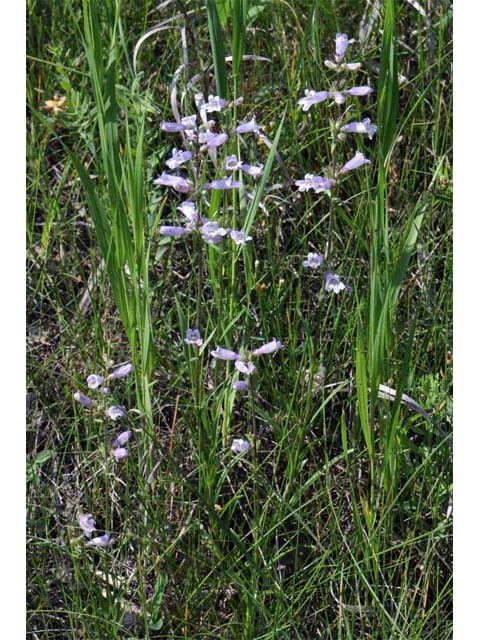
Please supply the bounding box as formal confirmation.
[86,533,112,548]
[166,148,193,170]
[79,514,96,538]
[335,33,349,62]
[113,430,132,448]
[108,363,133,380]
[200,95,227,113]
[240,163,264,177]
[339,152,371,174]
[325,272,346,294]
[199,131,229,148]
[345,86,373,97]
[204,176,242,190]
[106,405,126,421]
[113,447,128,461]
[229,230,252,246]
[224,155,241,171]
[295,174,334,193]
[303,252,324,269]
[340,118,377,140]
[235,360,257,375]
[74,391,93,407]
[153,173,192,193]
[252,339,283,356]
[184,328,203,347]
[160,121,187,132]
[233,380,249,392]
[298,90,329,112]
[234,116,258,134]
[160,225,189,237]
[231,438,251,454]
[87,374,104,390]
[211,347,240,361]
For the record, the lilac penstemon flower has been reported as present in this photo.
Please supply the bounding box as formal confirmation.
[335,33,350,62]
[86,533,112,548]
[325,272,346,294]
[153,172,192,193]
[160,115,196,132]
[113,430,132,448]
[184,328,203,347]
[177,201,198,223]
[339,151,371,174]
[234,116,259,134]
[252,339,283,356]
[108,363,133,380]
[235,360,256,376]
[211,347,240,361]
[303,252,324,269]
[240,163,264,177]
[79,514,96,538]
[224,154,242,171]
[159,225,189,237]
[340,118,377,140]
[113,447,128,461]
[200,95,227,113]
[74,391,94,407]
[231,438,251,454]
[345,86,373,97]
[86,374,104,390]
[229,230,252,246]
[199,131,229,148]
[298,90,329,112]
[233,380,249,392]
[295,174,334,193]
[201,221,229,244]
[166,148,193,170]
[204,176,242,190]
[106,405,126,421]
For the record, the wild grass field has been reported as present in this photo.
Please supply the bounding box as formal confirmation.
[26,0,453,638]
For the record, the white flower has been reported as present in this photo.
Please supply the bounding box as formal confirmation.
[325,272,346,294]
[86,374,104,390]
[231,438,251,454]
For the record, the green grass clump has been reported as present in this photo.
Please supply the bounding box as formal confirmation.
[27,0,452,638]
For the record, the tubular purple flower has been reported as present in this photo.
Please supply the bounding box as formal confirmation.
[295,174,334,193]
[200,221,229,244]
[166,148,193,170]
[200,95,227,113]
[233,380,249,392]
[181,115,197,129]
[160,225,189,237]
[153,173,192,193]
[340,118,377,140]
[204,176,242,190]
[240,163,264,177]
[87,374,104,390]
[252,339,283,356]
[235,360,257,375]
[177,201,198,222]
[86,533,112,548]
[229,230,252,246]
[211,347,240,361]
[79,514,96,538]
[345,86,373,97]
[184,328,203,347]
[342,62,362,71]
[234,116,258,134]
[160,121,187,132]
[230,96,244,107]
[113,430,132,448]
[303,252,324,269]
[106,405,126,421]
[325,272,346,294]
[231,438,251,454]
[199,131,229,148]
[113,447,128,461]
[335,33,349,62]
[108,363,133,380]
[224,155,241,171]
[298,90,329,112]
[339,151,371,174]
[74,391,93,407]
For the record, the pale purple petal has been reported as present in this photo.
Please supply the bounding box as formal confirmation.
[339,151,371,174]
[160,225,189,237]
[87,374,104,390]
[229,229,252,245]
[341,118,377,139]
[331,91,346,105]
[211,347,240,361]
[200,95,227,113]
[86,533,112,548]
[113,447,128,461]
[166,148,193,170]
[106,405,126,421]
[298,90,329,112]
[108,363,133,380]
[201,221,229,244]
[79,514,96,538]
[181,115,197,129]
[204,176,242,190]
[335,33,349,61]
[113,430,132,447]
[74,391,93,407]
[345,86,373,97]
[233,380,249,392]
[342,62,362,71]
[184,328,203,347]
[230,96,244,107]
[224,155,241,171]
[153,173,192,193]
[240,163,264,177]
[295,174,334,193]
[252,339,283,356]
[234,116,258,134]
[325,272,346,294]
[231,438,251,453]
[303,252,324,269]
[235,360,256,375]
[160,121,186,132]
[199,131,229,148]
[177,201,198,223]
[101,387,111,395]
